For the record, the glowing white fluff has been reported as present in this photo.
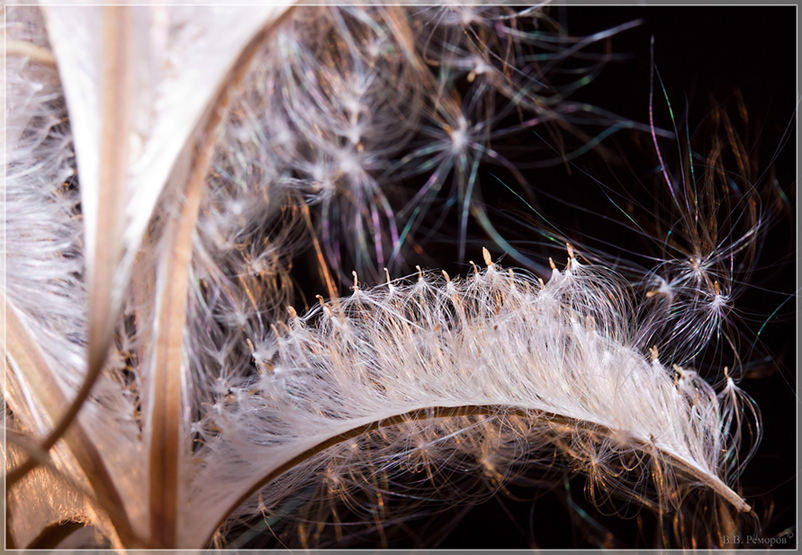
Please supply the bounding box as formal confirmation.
[182,252,752,547]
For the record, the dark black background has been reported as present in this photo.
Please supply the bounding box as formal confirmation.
[281,5,797,550]
[430,6,798,549]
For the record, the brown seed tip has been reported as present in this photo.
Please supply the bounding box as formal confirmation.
[482,247,492,267]
[548,257,556,270]
[566,243,574,259]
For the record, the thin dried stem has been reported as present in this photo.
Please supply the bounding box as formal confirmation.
[6,4,134,494]
[145,8,296,547]
[2,297,141,546]
[204,404,749,548]
[301,202,339,302]
[5,39,56,67]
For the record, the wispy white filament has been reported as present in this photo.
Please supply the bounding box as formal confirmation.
[183,254,755,547]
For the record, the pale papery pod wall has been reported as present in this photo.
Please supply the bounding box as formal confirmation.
[3,6,123,547]
[5,3,295,548]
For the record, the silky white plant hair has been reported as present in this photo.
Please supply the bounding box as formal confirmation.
[2,2,789,551]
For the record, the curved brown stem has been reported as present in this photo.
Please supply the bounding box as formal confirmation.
[5,4,132,499]
[5,39,57,67]
[144,7,297,548]
[203,404,749,548]
[3,297,140,546]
